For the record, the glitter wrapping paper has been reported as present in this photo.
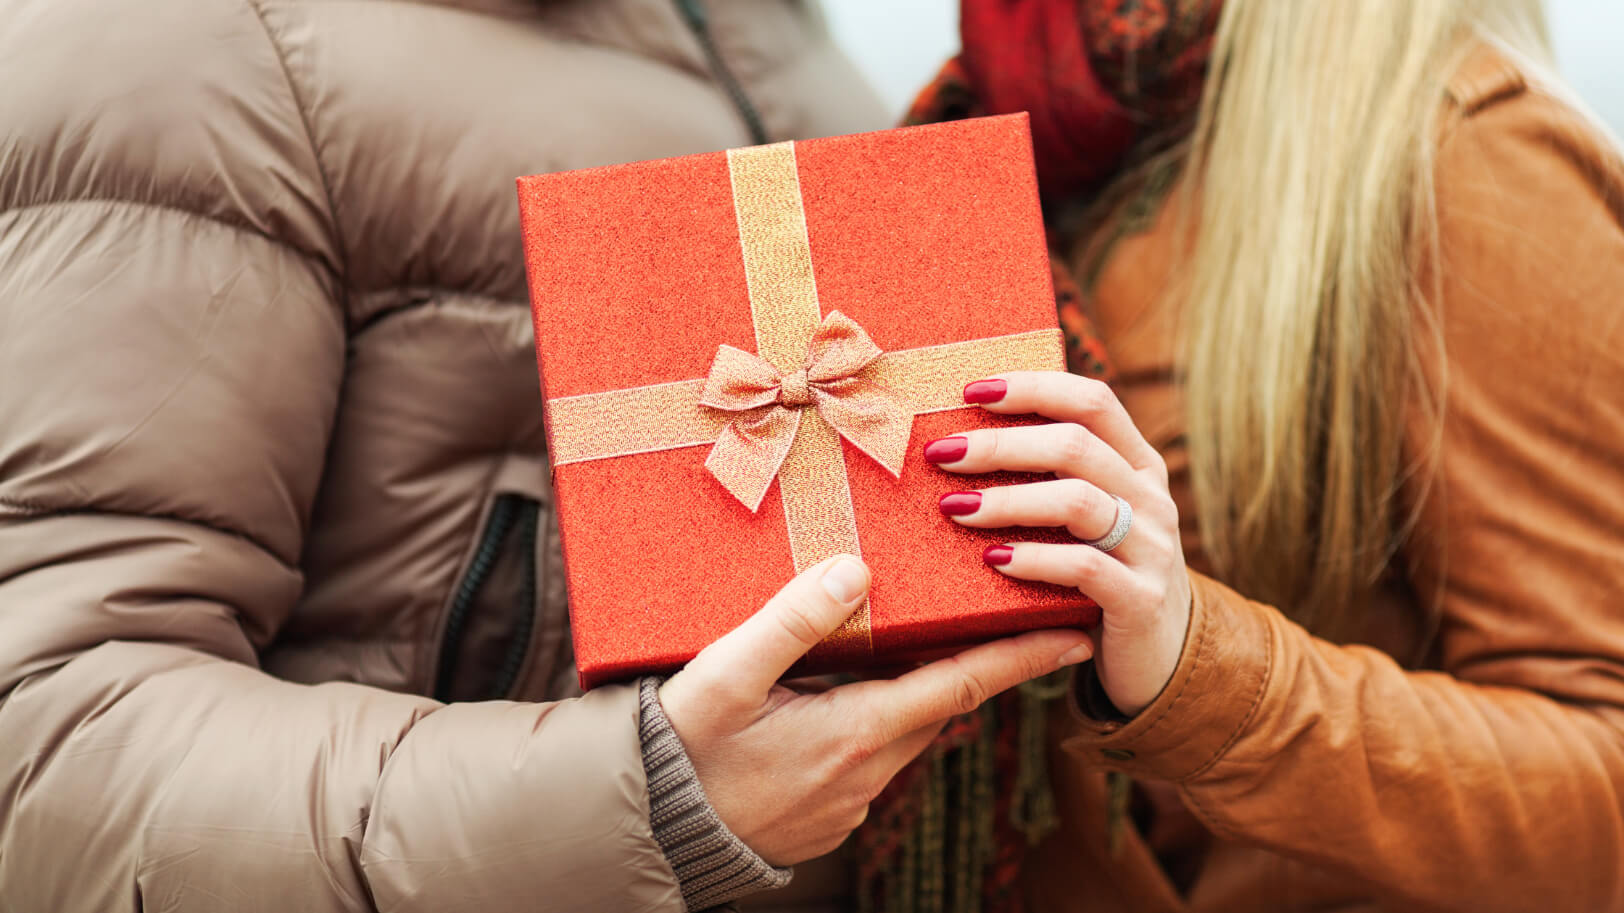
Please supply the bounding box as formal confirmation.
[519,114,1101,689]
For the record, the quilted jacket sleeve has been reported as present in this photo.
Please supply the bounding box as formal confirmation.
[0,2,684,910]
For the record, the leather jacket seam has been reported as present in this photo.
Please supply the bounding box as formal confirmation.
[1180,603,1277,786]
[1446,57,1528,117]
[1171,614,1276,840]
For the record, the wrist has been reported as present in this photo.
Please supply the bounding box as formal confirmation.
[1100,571,1194,716]
[1060,572,1272,783]
[638,677,792,908]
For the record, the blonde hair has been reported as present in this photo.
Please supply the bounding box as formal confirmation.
[1174,0,1562,636]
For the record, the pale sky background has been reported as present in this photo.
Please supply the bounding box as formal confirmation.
[823,0,1624,135]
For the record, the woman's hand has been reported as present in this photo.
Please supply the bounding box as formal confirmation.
[926,372,1191,717]
[659,555,1092,867]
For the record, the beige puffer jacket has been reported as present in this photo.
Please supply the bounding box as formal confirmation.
[0,0,885,909]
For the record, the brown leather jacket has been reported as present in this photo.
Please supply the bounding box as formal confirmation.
[0,1,883,910]
[1021,51,1624,913]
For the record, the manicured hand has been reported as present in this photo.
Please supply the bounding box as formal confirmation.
[926,373,1192,716]
[658,555,1092,866]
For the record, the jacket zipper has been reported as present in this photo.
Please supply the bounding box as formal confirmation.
[674,0,769,145]
[490,499,539,698]
[434,494,539,702]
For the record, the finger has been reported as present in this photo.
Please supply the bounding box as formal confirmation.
[855,628,1091,741]
[983,541,1148,607]
[688,555,870,705]
[963,372,1163,473]
[939,477,1118,541]
[923,422,1141,497]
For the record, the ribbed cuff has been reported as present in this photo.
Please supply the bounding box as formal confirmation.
[639,677,793,910]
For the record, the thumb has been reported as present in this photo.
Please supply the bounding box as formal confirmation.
[685,555,870,705]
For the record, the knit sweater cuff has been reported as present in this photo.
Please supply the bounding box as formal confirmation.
[639,677,793,910]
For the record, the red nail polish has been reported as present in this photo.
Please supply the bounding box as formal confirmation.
[923,436,969,464]
[939,491,982,516]
[983,545,1014,566]
[963,379,1007,404]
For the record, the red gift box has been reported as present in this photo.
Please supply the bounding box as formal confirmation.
[519,114,1100,689]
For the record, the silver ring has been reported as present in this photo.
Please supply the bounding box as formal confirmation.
[1084,495,1133,553]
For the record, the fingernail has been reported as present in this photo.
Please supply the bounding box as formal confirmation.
[923,436,969,464]
[963,379,1007,404]
[939,491,982,516]
[982,544,1014,567]
[1058,643,1093,666]
[820,556,869,604]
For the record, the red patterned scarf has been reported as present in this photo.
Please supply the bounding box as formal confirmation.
[956,0,1222,203]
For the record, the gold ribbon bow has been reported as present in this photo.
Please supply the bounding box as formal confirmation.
[701,310,911,511]
[544,141,1064,657]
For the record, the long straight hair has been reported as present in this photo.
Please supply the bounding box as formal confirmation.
[1174,0,1571,636]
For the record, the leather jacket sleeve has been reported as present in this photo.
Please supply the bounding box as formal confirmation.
[1058,85,1624,912]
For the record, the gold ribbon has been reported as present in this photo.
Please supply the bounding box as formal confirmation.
[545,142,1065,658]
